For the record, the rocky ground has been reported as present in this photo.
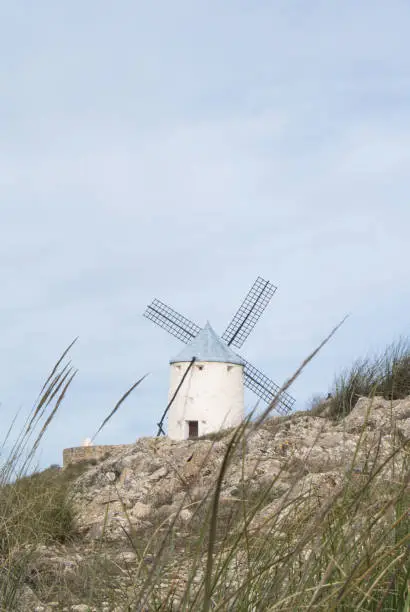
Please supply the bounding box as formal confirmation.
[11,395,410,610]
[71,395,409,540]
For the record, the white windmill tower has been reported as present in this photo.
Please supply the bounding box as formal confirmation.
[168,322,245,439]
[144,277,295,440]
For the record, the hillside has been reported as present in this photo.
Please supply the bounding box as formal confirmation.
[3,394,409,611]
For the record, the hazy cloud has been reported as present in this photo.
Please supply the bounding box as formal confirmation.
[1,1,409,466]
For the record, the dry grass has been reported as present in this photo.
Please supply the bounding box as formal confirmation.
[323,338,410,419]
[0,333,409,610]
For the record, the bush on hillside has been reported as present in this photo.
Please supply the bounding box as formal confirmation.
[323,338,410,418]
[0,467,76,556]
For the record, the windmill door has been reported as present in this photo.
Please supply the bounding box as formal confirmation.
[188,420,198,439]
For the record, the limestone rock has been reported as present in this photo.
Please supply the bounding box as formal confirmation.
[8,395,410,610]
[68,396,409,542]
[343,395,410,437]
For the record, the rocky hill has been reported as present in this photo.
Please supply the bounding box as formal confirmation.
[9,396,410,610]
[71,395,409,541]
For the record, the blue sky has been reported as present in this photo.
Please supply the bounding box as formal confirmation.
[1,1,409,468]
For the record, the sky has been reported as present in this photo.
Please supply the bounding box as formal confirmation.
[1,1,409,468]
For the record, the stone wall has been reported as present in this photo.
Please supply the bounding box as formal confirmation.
[63,444,133,468]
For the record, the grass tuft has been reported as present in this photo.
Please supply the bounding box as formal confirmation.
[314,337,410,419]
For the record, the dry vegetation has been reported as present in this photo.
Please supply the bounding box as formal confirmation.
[0,338,409,611]
[318,338,410,419]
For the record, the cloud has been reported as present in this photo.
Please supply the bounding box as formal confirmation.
[0,0,409,466]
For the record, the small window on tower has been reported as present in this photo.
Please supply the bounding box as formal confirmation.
[197,365,204,371]
[188,420,199,439]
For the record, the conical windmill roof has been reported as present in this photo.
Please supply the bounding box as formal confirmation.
[170,322,244,366]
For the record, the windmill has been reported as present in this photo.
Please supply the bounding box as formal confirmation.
[144,276,295,439]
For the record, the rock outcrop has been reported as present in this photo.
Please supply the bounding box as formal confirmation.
[8,396,410,611]
[71,395,410,542]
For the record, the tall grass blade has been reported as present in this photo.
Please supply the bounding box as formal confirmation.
[92,373,149,442]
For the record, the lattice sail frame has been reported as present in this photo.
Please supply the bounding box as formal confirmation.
[143,299,200,344]
[222,277,277,349]
[143,279,295,416]
[240,357,295,413]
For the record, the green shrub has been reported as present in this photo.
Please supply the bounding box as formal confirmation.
[325,338,410,419]
[0,468,76,555]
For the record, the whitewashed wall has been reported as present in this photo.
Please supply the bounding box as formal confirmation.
[167,360,244,439]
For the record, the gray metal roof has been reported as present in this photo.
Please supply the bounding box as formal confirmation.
[170,322,245,366]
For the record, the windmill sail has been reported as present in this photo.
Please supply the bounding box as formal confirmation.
[222,277,277,349]
[143,299,201,344]
[143,278,296,417]
[241,357,295,415]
